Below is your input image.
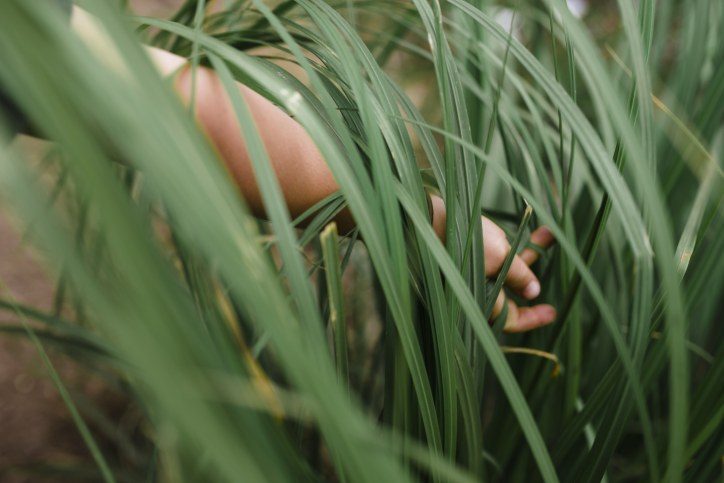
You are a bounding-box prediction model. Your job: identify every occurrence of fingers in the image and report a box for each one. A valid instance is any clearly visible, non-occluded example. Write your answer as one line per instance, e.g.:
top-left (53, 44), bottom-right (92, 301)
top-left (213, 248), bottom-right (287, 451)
top-left (482, 218), bottom-right (512, 277)
top-left (506, 257), bottom-right (541, 300)
top-left (490, 291), bottom-right (557, 333)
top-left (481, 221), bottom-right (557, 332)
top-left (520, 227), bottom-right (555, 265)
top-left (491, 291), bottom-right (506, 319)
top-left (503, 301), bottom-right (557, 333)
top-left (482, 218), bottom-right (546, 300)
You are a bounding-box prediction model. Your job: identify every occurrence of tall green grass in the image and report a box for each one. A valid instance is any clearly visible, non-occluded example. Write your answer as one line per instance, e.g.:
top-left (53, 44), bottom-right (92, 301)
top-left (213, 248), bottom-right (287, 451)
top-left (0, 0), bottom-right (721, 481)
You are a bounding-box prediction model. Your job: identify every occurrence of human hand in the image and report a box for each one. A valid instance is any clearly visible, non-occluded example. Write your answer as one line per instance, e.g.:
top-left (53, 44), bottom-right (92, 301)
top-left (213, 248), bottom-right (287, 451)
top-left (481, 218), bottom-right (556, 333)
top-left (429, 195), bottom-right (556, 333)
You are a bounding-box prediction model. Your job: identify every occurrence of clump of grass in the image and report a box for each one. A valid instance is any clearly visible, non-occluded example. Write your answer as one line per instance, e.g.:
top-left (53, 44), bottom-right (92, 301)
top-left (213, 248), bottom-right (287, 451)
top-left (0, 1), bottom-right (721, 482)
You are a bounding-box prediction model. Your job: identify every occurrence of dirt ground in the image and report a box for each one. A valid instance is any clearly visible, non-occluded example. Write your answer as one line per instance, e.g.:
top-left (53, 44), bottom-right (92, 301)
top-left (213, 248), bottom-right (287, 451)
top-left (0, 209), bottom-right (97, 481)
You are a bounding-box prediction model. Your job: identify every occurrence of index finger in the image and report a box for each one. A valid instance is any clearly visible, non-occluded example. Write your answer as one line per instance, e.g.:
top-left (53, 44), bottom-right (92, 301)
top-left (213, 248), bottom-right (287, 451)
top-left (520, 226), bottom-right (554, 266)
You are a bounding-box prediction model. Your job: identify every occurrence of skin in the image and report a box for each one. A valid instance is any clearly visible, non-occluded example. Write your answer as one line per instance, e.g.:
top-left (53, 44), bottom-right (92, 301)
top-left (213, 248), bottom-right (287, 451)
top-left (72, 8), bottom-right (557, 333)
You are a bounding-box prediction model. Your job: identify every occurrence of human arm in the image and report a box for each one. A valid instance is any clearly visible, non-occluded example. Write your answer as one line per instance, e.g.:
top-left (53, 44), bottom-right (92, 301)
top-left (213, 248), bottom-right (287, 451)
top-left (154, 49), bottom-right (556, 332)
top-left (72, 8), bottom-right (557, 332)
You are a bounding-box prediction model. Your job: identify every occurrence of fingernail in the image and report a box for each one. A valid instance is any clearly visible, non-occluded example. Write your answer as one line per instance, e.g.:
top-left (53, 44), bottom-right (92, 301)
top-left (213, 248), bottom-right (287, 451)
top-left (523, 281), bottom-right (540, 299)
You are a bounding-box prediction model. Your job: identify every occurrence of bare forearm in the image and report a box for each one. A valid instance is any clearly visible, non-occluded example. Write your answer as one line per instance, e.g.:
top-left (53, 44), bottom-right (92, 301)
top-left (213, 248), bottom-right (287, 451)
top-left (172, 63), bottom-right (342, 222)
top-left (144, 45), bottom-right (438, 237)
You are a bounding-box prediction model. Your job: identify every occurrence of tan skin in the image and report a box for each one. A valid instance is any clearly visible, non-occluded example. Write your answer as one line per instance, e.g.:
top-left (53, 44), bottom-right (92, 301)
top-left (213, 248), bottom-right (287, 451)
top-left (73, 9), bottom-right (557, 333)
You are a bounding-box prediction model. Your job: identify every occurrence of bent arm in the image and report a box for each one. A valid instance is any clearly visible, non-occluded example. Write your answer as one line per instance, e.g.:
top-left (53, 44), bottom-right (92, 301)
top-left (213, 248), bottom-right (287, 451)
top-left (147, 51), bottom-right (558, 331)
top-left (70, 8), bottom-right (555, 332)
top-left (148, 48), bottom-right (357, 231)
top-left (70, 5), bottom-right (357, 232)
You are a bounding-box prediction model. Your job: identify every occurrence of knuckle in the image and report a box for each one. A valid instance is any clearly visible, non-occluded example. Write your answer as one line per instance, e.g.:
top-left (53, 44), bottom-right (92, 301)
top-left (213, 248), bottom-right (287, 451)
top-left (491, 236), bottom-right (510, 256)
top-left (492, 225), bottom-right (506, 240)
top-left (514, 258), bottom-right (533, 279)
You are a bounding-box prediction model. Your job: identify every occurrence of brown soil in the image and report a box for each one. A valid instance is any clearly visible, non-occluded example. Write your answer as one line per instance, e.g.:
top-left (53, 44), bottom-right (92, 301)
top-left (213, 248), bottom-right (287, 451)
top-left (0, 209), bottom-right (124, 483)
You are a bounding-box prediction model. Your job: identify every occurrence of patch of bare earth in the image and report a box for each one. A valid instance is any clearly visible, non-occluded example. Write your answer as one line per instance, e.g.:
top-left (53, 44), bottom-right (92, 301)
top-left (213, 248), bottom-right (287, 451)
top-left (0, 209), bottom-right (127, 482)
